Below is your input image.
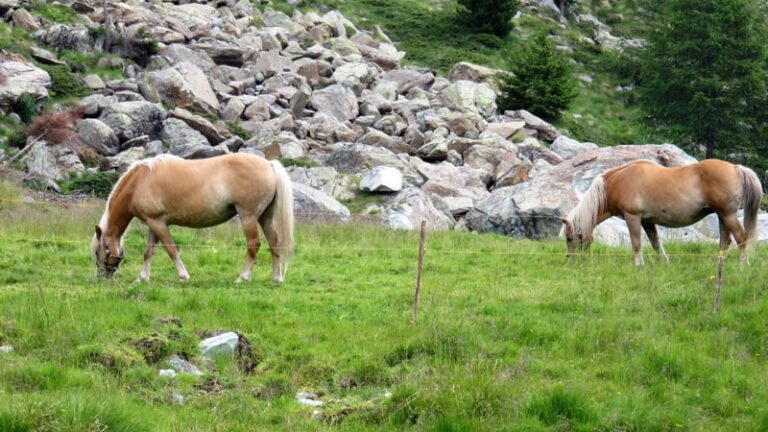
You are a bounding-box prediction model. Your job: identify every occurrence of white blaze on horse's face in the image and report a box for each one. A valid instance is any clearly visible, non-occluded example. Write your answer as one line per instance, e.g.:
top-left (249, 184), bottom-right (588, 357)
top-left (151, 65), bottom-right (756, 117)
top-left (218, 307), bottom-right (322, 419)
top-left (562, 218), bottom-right (590, 262)
top-left (92, 225), bottom-right (123, 278)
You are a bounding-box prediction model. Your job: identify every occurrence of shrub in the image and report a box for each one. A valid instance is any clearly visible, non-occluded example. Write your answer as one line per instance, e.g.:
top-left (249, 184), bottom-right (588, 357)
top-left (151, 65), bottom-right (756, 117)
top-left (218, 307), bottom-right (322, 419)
top-left (37, 64), bottom-right (91, 99)
top-left (12, 93), bottom-right (37, 124)
top-left (28, 107), bottom-right (84, 145)
top-left (457, 0), bottom-right (518, 38)
top-left (226, 121), bottom-right (252, 140)
top-left (58, 171), bottom-right (120, 198)
top-left (497, 32), bottom-right (577, 120)
top-left (29, 3), bottom-right (78, 24)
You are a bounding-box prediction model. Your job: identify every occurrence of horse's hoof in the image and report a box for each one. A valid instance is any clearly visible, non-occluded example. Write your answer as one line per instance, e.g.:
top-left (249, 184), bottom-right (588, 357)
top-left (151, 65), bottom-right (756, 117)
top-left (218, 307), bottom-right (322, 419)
top-left (179, 275), bottom-right (190, 282)
top-left (134, 277), bottom-right (149, 284)
top-left (272, 277), bottom-right (284, 284)
top-left (235, 275), bottom-right (251, 283)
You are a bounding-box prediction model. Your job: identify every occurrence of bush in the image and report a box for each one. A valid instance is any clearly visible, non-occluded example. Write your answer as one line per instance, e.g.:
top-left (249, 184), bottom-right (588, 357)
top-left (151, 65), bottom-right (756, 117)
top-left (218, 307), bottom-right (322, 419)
top-left (28, 107), bottom-right (84, 145)
top-left (37, 64), bottom-right (91, 99)
top-left (457, 0), bottom-right (518, 38)
top-left (12, 93), bottom-right (37, 124)
top-left (497, 33), bottom-right (577, 120)
top-left (58, 171), bottom-right (121, 198)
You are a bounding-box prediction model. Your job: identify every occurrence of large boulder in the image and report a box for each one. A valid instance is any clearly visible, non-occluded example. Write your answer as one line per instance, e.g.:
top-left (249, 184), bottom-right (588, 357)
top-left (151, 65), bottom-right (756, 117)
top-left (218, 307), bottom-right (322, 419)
top-left (412, 159), bottom-right (489, 202)
top-left (359, 165), bottom-right (403, 193)
top-left (101, 146), bottom-right (147, 172)
top-left (439, 80), bottom-right (497, 117)
top-left (465, 144), bottom-right (698, 240)
top-left (145, 62), bottom-right (220, 116)
top-left (382, 68), bottom-right (434, 95)
top-left (160, 118), bottom-right (227, 159)
top-left (327, 143), bottom-right (423, 186)
top-left (288, 166), bottom-right (357, 201)
top-left (169, 108), bottom-right (229, 144)
top-left (0, 59), bottom-right (51, 113)
top-left (549, 135), bottom-right (598, 159)
top-left (76, 119), bottom-right (120, 156)
top-left (447, 62), bottom-right (501, 90)
top-left (23, 142), bottom-right (69, 190)
top-left (33, 24), bottom-right (95, 54)
top-left (292, 182), bottom-right (351, 222)
top-left (506, 110), bottom-right (560, 142)
top-left (310, 84), bottom-right (358, 122)
top-left (99, 101), bottom-right (167, 143)
top-left (381, 187), bottom-right (453, 231)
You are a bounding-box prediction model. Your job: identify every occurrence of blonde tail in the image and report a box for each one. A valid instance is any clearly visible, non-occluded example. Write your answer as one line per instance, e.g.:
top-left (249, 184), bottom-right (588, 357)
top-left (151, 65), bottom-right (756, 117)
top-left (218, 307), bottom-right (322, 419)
top-left (738, 165), bottom-right (762, 247)
top-left (269, 160), bottom-right (295, 277)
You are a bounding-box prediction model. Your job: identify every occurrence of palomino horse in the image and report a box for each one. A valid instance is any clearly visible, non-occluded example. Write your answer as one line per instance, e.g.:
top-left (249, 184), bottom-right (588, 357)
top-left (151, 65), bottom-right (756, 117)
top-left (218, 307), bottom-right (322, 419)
top-left (562, 159), bottom-right (762, 266)
top-left (92, 154), bottom-right (294, 283)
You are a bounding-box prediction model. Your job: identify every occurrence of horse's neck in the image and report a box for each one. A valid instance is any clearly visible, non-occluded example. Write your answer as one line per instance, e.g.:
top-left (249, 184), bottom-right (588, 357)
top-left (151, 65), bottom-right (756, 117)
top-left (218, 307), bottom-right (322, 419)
top-left (103, 176), bottom-right (135, 241)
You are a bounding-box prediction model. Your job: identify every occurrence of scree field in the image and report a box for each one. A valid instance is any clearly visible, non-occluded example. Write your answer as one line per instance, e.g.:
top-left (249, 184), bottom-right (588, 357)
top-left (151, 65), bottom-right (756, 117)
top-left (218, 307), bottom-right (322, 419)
top-left (0, 181), bottom-right (767, 431)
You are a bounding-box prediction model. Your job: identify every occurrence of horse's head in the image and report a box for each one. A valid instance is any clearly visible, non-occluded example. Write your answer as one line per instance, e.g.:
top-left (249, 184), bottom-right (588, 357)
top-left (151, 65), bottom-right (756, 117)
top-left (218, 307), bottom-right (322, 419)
top-left (561, 217), bottom-right (591, 263)
top-left (92, 225), bottom-right (124, 278)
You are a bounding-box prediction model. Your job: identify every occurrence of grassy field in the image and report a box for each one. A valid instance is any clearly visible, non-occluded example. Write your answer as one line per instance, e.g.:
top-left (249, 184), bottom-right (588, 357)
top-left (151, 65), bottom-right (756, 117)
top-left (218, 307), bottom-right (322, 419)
top-left (1, 181), bottom-right (767, 431)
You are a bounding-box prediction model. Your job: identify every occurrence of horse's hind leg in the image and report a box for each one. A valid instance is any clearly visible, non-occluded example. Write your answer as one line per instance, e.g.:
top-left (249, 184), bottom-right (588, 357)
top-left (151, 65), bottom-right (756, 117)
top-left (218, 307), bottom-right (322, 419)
top-left (138, 231), bottom-right (157, 282)
top-left (625, 214), bottom-right (645, 266)
top-left (259, 214), bottom-right (284, 283)
top-left (236, 215), bottom-right (261, 283)
top-left (642, 221), bottom-right (670, 263)
top-left (146, 219), bottom-right (190, 281)
top-left (720, 213), bottom-right (749, 265)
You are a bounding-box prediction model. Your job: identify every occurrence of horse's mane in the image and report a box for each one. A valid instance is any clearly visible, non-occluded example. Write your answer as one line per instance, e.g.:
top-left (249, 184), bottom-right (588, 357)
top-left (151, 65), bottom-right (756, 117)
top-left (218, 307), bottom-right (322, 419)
top-left (98, 154), bottom-right (182, 230)
top-left (566, 175), bottom-right (607, 236)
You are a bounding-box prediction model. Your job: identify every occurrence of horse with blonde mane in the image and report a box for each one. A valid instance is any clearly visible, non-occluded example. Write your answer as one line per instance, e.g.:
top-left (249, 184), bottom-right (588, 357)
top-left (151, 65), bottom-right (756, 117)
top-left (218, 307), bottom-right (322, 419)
top-left (91, 154), bottom-right (294, 283)
top-left (562, 159), bottom-right (762, 266)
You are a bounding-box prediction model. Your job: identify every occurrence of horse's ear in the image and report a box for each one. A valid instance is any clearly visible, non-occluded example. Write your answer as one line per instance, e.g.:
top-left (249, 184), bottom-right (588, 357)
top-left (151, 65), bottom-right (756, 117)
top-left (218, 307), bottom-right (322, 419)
top-left (560, 217), bottom-right (568, 225)
top-left (95, 225), bottom-right (102, 240)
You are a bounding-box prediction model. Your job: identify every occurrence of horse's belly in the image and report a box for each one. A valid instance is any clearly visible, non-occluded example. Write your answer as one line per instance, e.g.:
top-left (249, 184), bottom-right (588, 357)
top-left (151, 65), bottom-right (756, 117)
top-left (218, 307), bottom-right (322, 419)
top-left (644, 208), bottom-right (713, 228)
top-left (168, 207), bottom-right (237, 228)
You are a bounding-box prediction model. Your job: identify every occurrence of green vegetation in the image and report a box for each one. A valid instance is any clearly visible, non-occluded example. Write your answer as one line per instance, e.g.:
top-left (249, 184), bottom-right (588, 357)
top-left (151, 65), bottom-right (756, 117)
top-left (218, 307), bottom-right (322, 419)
top-left (12, 93), bottom-right (38, 124)
top-left (637, 0), bottom-right (768, 160)
top-left (498, 32), bottom-right (577, 120)
top-left (1, 180), bottom-right (767, 430)
top-left (29, 2), bottom-right (79, 24)
top-left (37, 64), bottom-right (91, 100)
top-left (457, 0), bottom-right (519, 37)
top-left (57, 171), bottom-right (121, 198)
top-left (0, 22), bottom-right (32, 57)
top-left (278, 158), bottom-right (319, 168)
top-left (226, 121), bottom-right (253, 140)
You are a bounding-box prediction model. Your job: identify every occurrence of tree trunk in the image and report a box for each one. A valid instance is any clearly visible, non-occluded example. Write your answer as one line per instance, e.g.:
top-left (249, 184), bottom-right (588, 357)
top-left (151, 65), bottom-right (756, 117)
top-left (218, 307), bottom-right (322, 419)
top-left (705, 143), bottom-right (714, 159)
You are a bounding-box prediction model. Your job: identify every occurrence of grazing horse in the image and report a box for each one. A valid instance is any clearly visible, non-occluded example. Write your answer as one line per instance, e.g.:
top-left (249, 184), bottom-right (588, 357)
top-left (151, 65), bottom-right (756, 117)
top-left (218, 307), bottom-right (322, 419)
top-left (91, 154), bottom-right (294, 283)
top-left (562, 159), bottom-right (762, 266)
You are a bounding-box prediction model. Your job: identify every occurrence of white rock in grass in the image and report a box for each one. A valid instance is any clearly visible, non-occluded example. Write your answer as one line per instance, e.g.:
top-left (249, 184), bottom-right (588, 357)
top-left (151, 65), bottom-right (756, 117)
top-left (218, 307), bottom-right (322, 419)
top-left (359, 166), bottom-right (403, 193)
top-left (199, 332), bottom-right (239, 357)
top-left (296, 391), bottom-right (325, 407)
top-left (159, 369), bottom-right (177, 378)
top-left (167, 354), bottom-right (203, 376)
top-left (0, 345), bottom-right (13, 354)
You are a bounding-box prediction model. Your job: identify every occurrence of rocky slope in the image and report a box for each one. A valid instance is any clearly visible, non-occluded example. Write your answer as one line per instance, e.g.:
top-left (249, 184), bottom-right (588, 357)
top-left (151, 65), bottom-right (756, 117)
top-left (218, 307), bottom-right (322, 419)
top-left (0, 0), bottom-right (763, 245)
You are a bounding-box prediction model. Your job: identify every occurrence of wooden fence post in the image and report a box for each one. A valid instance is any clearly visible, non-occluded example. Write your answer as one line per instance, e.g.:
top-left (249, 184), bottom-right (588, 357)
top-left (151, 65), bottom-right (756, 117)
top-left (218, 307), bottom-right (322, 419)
top-left (412, 220), bottom-right (426, 323)
top-left (713, 251), bottom-right (725, 314)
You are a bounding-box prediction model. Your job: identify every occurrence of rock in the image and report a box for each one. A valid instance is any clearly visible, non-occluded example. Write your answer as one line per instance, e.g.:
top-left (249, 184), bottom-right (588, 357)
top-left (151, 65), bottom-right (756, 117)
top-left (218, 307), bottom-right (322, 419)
top-left (222, 98), bottom-right (246, 122)
top-left (189, 42), bottom-right (245, 67)
top-left (29, 46), bottom-right (66, 66)
top-left (161, 119), bottom-right (226, 159)
top-left (463, 144), bottom-right (521, 184)
top-left (413, 159), bottom-right (489, 202)
top-left (465, 144), bottom-right (698, 240)
top-left (100, 147), bottom-right (146, 172)
top-left (485, 121), bottom-right (526, 139)
top-left (11, 9), bottom-right (39, 32)
top-left (169, 108), bottom-right (229, 144)
top-left (328, 143), bottom-right (423, 186)
top-left (332, 62), bottom-right (379, 89)
top-left (310, 84), bottom-right (359, 122)
top-left (76, 119), bottom-right (120, 156)
top-left (160, 44), bottom-right (220, 78)
top-left (33, 24), bottom-right (95, 54)
top-left (296, 392), bottom-right (325, 407)
top-left (99, 101), bottom-right (166, 143)
top-left (357, 130), bottom-right (411, 154)
top-left (382, 68), bottom-right (434, 94)
top-left (23, 142), bottom-right (63, 191)
top-left (293, 182), bottom-right (351, 222)
top-left (79, 94), bottom-right (115, 116)
top-left (359, 166), bottom-right (403, 193)
top-left (159, 369), bottom-right (177, 378)
top-left (442, 196), bottom-right (474, 216)
top-left (373, 114), bottom-right (407, 136)
top-left (264, 134), bottom-right (307, 159)
top-left (550, 135), bottom-right (598, 159)
top-left (447, 62), bottom-right (501, 90)
top-left (506, 110), bottom-right (560, 142)
top-left (199, 332), bottom-right (239, 358)
top-left (416, 137), bottom-right (448, 161)
top-left (381, 187), bottom-right (453, 230)
top-left (290, 89), bottom-right (311, 119)
top-left (0, 60), bottom-right (51, 113)
top-left (439, 80), bottom-right (497, 117)
top-left (252, 50), bottom-right (292, 77)
top-left (166, 354), bottom-right (203, 376)
top-left (243, 98), bottom-right (271, 121)
top-left (83, 74), bottom-right (105, 91)
top-left (288, 166), bottom-right (356, 201)
top-left (0, 345), bottom-right (13, 354)
top-left (145, 62), bottom-right (220, 116)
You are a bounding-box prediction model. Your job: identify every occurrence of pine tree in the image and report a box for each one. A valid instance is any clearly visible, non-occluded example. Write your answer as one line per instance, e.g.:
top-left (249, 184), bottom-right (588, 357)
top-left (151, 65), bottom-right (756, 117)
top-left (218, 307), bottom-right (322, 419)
top-left (638, 0), bottom-right (768, 158)
top-left (497, 33), bottom-right (577, 120)
top-left (457, 0), bottom-right (518, 38)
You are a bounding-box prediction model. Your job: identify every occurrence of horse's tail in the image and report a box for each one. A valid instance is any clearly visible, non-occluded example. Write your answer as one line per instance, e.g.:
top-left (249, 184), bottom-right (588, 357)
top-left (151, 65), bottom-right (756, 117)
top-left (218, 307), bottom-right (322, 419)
top-left (738, 165), bottom-right (762, 247)
top-left (269, 160), bottom-right (295, 277)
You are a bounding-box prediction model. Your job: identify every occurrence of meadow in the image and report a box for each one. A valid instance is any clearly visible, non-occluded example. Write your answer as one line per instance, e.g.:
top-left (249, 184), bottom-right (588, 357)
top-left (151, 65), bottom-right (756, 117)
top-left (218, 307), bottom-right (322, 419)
top-left (0, 179), bottom-right (767, 431)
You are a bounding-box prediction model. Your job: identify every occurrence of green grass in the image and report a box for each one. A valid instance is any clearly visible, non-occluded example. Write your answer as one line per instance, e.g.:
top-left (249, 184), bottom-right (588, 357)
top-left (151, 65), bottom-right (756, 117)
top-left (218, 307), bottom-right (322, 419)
top-left (1, 180), bottom-right (767, 430)
top-left (28, 3), bottom-right (79, 24)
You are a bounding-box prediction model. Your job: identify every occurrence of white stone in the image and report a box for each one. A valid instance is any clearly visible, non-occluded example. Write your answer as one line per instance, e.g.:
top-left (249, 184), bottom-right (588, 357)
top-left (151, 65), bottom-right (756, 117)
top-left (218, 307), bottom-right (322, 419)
top-left (199, 332), bottom-right (239, 357)
top-left (159, 369), bottom-right (177, 378)
top-left (360, 166), bottom-right (403, 193)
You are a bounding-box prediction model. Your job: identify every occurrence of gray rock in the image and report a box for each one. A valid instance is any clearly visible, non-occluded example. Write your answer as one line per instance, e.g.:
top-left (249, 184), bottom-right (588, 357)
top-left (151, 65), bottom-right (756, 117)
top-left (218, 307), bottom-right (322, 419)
top-left (413, 159), bottom-right (489, 202)
top-left (328, 143), bottom-right (423, 186)
top-left (101, 147), bottom-right (146, 172)
top-left (439, 80), bottom-right (497, 117)
top-left (169, 108), bottom-right (229, 144)
top-left (382, 68), bottom-right (434, 94)
top-left (99, 101), bottom-right (166, 142)
top-left (0, 345), bottom-right (13, 354)
top-left (77, 119), bottom-right (120, 156)
top-left (288, 166), bottom-right (357, 201)
top-left (310, 84), bottom-right (358, 122)
top-left (222, 98), bottom-right (246, 122)
top-left (243, 98), bottom-right (271, 121)
top-left (293, 182), bottom-right (351, 222)
top-left (199, 332), bottom-right (239, 358)
top-left (550, 135), bottom-right (598, 159)
top-left (166, 354), bottom-right (203, 376)
top-left (0, 60), bottom-right (51, 113)
top-left (33, 24), bottom-right (95, 54)
top-left (11, 8), bottom-right (39, 32)
top-left (442, 196), bottom-right (474, 216)
top-left (23, 142), bottom-right (64, 191)
top-left (448, 62), bottom-right (501, 89)
top-left (83, 74), bottom-right (106, 90)
top-left (381, 187), bottom-right (453, 230)
top-left (145, 62), bottom-right (220, 116)
top-left (506, 110), bottom-right (560, 142)
top-left (359, 166), bottom-right (403, 193)
top-left (161, 118), bottom-right (226, 159)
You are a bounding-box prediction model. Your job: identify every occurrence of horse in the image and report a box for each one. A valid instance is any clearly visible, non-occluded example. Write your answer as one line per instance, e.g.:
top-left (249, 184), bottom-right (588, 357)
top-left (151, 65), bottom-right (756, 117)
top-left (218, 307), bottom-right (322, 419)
top-left (561, 159), bottom-right (762, 266)
top-left (91, 153), bottom-right (294, 283)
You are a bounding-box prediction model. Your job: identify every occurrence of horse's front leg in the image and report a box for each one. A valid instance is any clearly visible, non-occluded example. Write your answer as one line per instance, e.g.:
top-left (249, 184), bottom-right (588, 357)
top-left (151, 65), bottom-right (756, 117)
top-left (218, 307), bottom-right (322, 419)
top-left (625, 214), bottom-right (644, 266)
top-left (236, 216), bottom-right (261, 283)
top-left (642, 221), bottom-right (670, 264)
top-left (146, 219), bottom-right (190, 281)
top-left (137, 231), bottom-right (157, 282)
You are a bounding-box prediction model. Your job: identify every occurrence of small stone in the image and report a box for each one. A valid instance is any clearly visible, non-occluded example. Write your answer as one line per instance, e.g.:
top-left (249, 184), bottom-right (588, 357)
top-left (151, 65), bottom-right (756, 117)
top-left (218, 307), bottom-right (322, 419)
top-left (0, 345), bottom-right (13, 354)
top-left (199, 332), bottom-right (239, 358)
top-left (359, 166), bottom-right (403, 193)
top-left (159, 369), bottom-right (177, 378)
